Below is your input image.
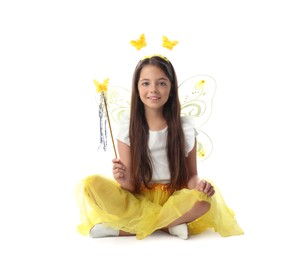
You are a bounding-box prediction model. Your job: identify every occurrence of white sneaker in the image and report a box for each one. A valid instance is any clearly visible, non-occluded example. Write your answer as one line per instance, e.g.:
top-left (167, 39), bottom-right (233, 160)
top-left (89, 223), bottom-right (120, 238)
top-left (168, 223), bottom-right (188, 240)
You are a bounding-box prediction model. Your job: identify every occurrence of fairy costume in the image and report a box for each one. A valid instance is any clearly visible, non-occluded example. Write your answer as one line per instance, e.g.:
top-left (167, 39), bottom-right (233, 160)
top-left (75, 115), bottom-right (244, 239)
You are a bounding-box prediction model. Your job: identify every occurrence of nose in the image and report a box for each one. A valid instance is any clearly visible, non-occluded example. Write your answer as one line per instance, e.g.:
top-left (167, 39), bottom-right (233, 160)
top-left (149, 83), bottom-right (158, 93)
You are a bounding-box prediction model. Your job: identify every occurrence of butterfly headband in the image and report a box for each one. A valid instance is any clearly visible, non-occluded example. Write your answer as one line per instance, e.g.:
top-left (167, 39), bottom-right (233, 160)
top-left (130, 34), bottom-right (178, 61)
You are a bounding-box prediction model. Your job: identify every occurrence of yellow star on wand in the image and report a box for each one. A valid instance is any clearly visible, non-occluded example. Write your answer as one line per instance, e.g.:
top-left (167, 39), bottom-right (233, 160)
top-left (94, 78), bottom-right (109, 93)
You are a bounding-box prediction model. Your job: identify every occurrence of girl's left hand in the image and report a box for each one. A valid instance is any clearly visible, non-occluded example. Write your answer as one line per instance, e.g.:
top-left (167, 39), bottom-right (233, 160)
top-left (196, 180), bottom-right (215, 197)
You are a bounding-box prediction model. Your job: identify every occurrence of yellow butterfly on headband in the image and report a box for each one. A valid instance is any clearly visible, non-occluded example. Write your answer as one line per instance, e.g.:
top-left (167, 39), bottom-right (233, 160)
top-left (162, 35), bottom-right (178, 50)
top-left (130, 34), bottom-right (147, 50)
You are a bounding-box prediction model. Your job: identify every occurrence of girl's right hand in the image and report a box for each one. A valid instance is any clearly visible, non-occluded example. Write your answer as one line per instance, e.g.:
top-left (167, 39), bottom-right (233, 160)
top-left (112, 158), bottom-right (135, 192)
top-left (112, 158), bottom-right (127, 183)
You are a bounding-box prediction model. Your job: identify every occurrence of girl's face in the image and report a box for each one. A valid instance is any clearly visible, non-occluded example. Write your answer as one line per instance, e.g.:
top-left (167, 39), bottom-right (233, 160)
top-left (138, 65), bottom-right (171, 113)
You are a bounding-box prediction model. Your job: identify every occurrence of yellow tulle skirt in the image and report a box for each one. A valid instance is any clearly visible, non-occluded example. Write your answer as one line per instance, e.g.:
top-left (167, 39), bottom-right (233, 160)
top-left (75, 174), bottom-right (244, 240)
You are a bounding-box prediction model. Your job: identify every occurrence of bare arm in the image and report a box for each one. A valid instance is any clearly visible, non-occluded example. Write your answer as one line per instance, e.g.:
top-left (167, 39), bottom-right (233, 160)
top-left (112, 140), bottom-right (135, 192)
top-left (187, 140), bottom-right (215, 197)
top-left (186, 141), bottom-right (199, 189)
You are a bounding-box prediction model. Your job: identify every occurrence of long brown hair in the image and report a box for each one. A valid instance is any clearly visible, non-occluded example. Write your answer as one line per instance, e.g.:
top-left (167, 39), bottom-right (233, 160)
top-left (129, 56), bottom-right (190, 193)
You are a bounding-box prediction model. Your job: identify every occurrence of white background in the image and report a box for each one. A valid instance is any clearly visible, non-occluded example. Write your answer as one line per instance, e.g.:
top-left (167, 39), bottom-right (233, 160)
top-left (1, 0), bottom-right (307, 259)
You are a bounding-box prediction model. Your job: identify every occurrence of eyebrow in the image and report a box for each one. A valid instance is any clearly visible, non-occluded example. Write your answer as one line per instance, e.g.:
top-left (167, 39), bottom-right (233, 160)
top-left (139, 78), bottom-right (169, 81)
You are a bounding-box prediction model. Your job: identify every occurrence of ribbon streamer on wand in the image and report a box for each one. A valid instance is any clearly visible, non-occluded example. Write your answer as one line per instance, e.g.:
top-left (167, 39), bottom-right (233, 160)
top-left (94, 78), bottom-right (118, 159)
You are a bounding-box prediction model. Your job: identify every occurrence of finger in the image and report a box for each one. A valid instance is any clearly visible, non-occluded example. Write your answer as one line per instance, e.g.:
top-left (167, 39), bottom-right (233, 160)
top-left (203, 181), bottom-right (212, 193)
top-left (197, 181), bottom-right (205, 191)
top-left (204, 182), bottom-right (209, 192)
top-left (207, 186), bottom-right (215, 197)
top-left (199, 180), bottom-right (207, 191)
top-left (113, 163), bottom-right (125, 171)
top-left (113, 171), bottom-right (124, 179)
top-left (113, 163), bottom-right (119, 170)
top-left (201, 181), bottom-right (213, 196)
top-left (208, 189), bottom-right (215, 197)
top-left (113, 167), bottom-right (125, 175)
top-left (196, 181), bottom-right (204, 191)
top-left (205, 185), bottom-right (214, 196)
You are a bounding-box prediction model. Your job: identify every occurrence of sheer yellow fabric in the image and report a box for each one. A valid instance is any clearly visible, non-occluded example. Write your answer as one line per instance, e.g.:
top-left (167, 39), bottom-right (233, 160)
top-left (75, 174), bottom-right (244, 240)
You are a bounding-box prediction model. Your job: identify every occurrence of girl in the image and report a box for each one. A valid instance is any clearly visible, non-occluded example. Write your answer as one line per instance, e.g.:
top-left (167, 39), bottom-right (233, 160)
top-left (76, 55), bottom-right (244, 240)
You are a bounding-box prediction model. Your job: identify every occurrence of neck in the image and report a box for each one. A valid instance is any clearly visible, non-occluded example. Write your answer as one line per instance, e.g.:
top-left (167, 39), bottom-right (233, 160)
top-left (145, 109), bottom-right (166, 131)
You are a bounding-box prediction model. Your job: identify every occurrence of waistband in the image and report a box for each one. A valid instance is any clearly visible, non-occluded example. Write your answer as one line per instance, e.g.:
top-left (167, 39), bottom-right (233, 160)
top-left (141, 183), bottom-right (171, 192)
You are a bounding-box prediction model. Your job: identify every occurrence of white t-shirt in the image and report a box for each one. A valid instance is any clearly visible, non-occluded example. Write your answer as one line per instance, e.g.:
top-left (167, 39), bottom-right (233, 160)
top-left (116, 114), bottom-right (197, 183)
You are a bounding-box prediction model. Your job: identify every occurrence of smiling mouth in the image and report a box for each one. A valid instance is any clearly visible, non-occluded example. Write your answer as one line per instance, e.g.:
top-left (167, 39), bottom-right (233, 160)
top-left (148, 96), bottom-right (160, 100)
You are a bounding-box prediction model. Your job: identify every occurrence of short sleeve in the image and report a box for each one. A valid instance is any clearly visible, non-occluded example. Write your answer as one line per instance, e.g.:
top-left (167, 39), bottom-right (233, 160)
top-left (116, 112), bottom-right (130, 146)
top-left (181, 116), bottom-right (198, 156)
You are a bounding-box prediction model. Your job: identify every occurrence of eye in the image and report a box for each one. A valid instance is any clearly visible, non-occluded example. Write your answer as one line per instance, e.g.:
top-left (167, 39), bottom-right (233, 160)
top-left (159, 81), bottom-right (168, 87)
top-left (141, 81), bottom-right (150, 87)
